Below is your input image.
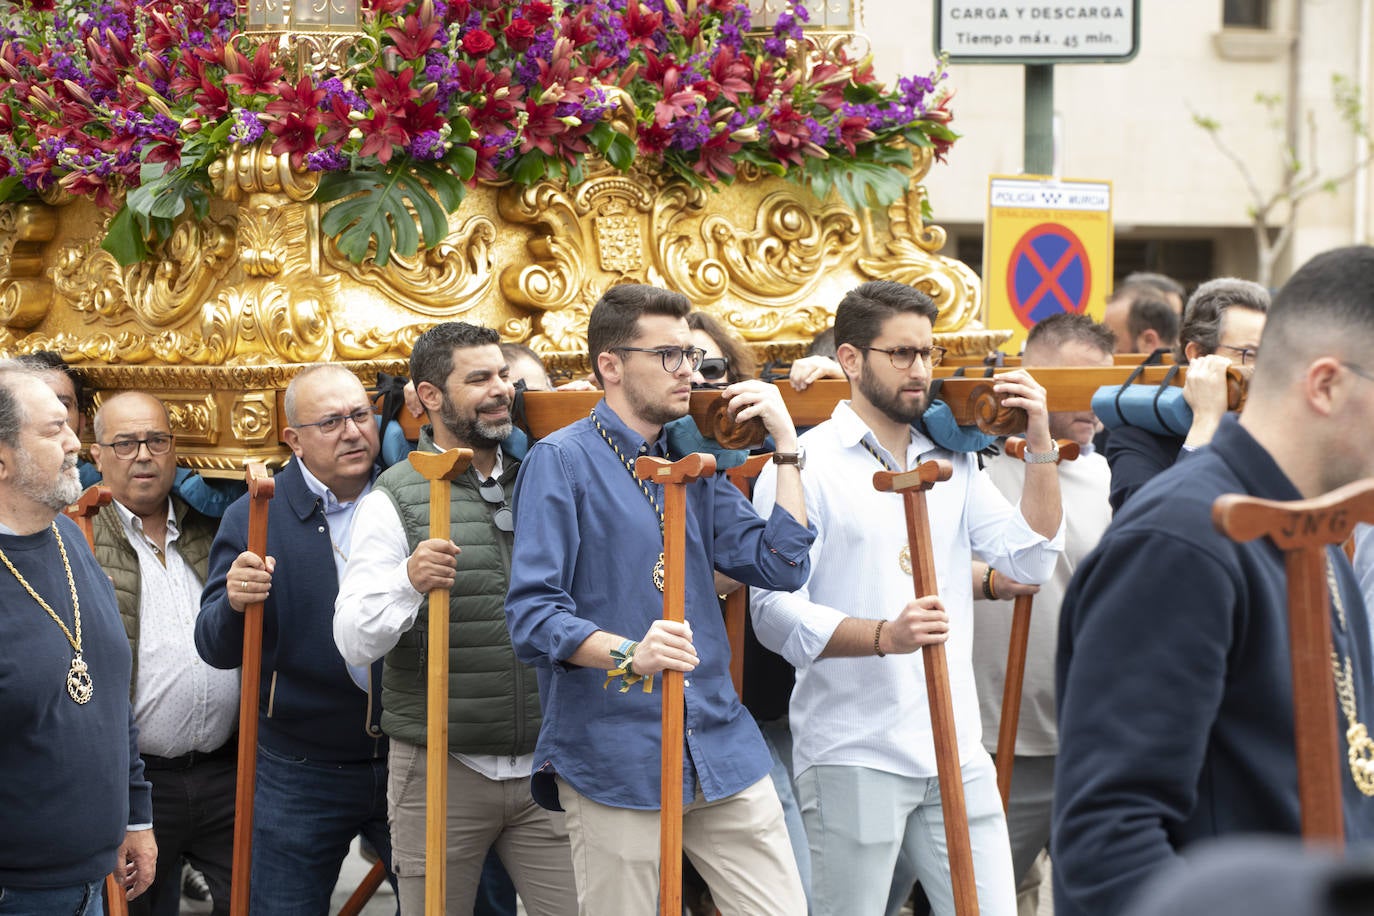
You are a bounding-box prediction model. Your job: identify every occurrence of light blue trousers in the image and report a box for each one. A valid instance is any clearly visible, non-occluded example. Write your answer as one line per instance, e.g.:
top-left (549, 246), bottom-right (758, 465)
top-left (796, 753), bottom-right (1016, 916)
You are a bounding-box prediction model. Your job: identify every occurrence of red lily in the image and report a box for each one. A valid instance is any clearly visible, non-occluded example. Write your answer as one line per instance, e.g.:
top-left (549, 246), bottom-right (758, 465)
top-left (223, 42), bottom-right (285, 96)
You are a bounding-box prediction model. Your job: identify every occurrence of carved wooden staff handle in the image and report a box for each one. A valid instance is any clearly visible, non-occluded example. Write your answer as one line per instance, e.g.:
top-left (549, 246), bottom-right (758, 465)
top-left (634, 452), bottom-right (717, 916)
top-left (873, 459), bottom-right (979, 916)
top-left (408, 447), bottom-right (474, 915)
top-left (230, 462), bottom-right (275, 916)
top-left (990, 438), bottom-right (1078, 810)
top-left (1213, 478), bottom-right (1374, 842)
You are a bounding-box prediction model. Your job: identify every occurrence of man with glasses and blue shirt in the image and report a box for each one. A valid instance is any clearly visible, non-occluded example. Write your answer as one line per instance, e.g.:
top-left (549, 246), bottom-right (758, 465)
top-left (506, 284), bottom-right (814, 913)
top-left (752, 280), bottom-right (1064, 916)
top-left (196, 364), bottom-right (394, 915)
top-left (335, 322), bottom-right (575, 916)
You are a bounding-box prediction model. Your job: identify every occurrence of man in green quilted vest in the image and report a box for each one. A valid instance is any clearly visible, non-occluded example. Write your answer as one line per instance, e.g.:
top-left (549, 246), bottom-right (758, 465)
top-left (335, 322), bottom-right (574, 916)
top-left (89, 391), bottom-right (236, 916)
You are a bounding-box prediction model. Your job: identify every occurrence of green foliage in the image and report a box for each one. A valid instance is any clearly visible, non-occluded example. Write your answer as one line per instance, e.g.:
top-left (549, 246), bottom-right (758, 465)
top-left (803, 142), bottom-right (914, 211)
top-left (317, 154), bottom-right (472, 266)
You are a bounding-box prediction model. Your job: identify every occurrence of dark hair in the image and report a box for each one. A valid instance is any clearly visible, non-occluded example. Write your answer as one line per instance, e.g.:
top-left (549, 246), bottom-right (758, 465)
top-left (1257, 246), bottom-right (1374, 380)
top-left (1127, 297), bottom-right (1180, 350)
top-left (1175, 278), bottom-right (1270, 364)
top-left (410, 321), bottom-right (501, 391)
top-left (499, 341), bottom-right (552, 390)
top-left (833, 281), bottom-right (939, 351)
top-left (687, 311), bottom-right (756, 382)
top-left (586, 284), bottom-right (691, 384)
top-left (1025, 312), bottom-right (1116, 360)
top-left (15, 350), bottom-right (88, 412)
top-left (0, 362), bottom-right (28, 449)
top-left (1115, 271), bottom-right (1186, 306)
top-left (807, 327), bottom-right (836, 358)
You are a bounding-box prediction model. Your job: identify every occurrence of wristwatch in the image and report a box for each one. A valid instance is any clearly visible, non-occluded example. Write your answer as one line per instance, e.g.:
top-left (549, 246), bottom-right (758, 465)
top-left (1022, 440), bottom-right (1060, 465)
top-left (772, 448), bottom-right (806, 470)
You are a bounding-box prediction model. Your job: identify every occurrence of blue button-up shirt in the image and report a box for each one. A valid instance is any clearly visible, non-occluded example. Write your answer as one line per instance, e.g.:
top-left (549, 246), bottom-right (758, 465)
top-left (506, 400), bottom-right (815, 811)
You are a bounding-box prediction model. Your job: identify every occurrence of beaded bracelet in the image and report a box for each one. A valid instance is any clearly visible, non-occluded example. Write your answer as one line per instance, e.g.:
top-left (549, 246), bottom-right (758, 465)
top-left (874, 619), bottom-right (886, 657)
top-left (982, 565), bottom-right (1000, 601)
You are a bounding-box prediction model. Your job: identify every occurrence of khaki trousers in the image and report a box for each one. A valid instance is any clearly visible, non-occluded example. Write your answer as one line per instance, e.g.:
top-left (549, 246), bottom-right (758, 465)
top-left (388, 739), bottom-right (576, 916)
top-left (556, 775), bottom-right (806, 916)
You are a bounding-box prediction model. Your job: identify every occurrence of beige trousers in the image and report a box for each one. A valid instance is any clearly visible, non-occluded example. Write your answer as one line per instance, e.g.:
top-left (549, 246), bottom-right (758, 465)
top-left (556, 775), bottom-right (806, 916)
top-left (388, 739), bottom-right (576, 916)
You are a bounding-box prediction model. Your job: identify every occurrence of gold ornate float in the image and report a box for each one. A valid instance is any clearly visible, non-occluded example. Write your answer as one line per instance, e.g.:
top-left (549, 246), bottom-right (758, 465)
top-left (0, 0), bottom-right (998, 472)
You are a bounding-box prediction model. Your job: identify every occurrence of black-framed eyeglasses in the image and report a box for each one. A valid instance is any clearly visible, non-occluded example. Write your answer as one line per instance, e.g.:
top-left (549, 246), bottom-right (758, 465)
top-left (479, 478), bottom-right (514, 533)
top-left (294, 407), bottom-right (373, 435)
top-left (1217, 344), bottom-right (1258, 366)
top-left (98, 433), bottom-right (174, 460)
top-left (611, 346), bottom-right (707, 373)
top-left (697, 357), bottom-right (730, 382)
top-left (861, 345), bottom-right (947, 370)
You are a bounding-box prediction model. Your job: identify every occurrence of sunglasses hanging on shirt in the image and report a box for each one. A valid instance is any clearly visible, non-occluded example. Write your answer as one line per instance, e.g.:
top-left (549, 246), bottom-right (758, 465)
top-left (479, 478), bottom-right (514, 532)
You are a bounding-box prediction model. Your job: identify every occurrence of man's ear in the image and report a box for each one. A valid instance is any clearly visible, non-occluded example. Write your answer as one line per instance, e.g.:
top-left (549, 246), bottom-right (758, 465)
top-left (281, 426), bottom-right (304, 459)
top-left (835, 342), bottom-right (862, 382)
top-left (415, 380), bottom-right (444, 414)
top-left (1303, 357), bottom-right (1343, 418)
top-left (1137, 329), bottom-right (1162, 353)
top-left (89, 442), bottom-right (104, 474)
top-left (596, 350), bottom-right (622, 387)
top-left (1183, 339), bottom-right (1204, 363)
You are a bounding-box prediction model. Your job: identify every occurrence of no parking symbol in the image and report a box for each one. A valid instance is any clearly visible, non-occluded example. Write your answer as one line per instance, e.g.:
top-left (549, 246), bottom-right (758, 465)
top-left (1007, 223), bottom-right (1091, 325)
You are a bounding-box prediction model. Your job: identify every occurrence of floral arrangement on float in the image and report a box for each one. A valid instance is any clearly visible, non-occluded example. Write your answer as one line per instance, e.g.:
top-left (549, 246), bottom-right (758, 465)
top-left (0, 0), bottom-right (955, 267)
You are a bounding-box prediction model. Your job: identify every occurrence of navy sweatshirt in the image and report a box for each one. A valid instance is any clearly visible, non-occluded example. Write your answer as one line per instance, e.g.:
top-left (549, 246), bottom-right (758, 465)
top-left (0, 514), bottom-right (152, 887)
top-left (1053, 417), bottom-right (1374, 916)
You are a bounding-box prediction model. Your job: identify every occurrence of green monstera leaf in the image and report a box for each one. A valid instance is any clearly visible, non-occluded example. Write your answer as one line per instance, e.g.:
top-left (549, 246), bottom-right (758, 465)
top-left (316, 150), bottom-right (474, 266)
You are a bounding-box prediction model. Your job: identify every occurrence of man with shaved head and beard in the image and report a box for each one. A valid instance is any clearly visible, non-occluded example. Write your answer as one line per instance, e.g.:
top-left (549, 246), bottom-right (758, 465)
top-left (335, 322), bottom-right (576, 916)
top-left (90, 391), bottom-right (236, 916)
top-left (752, 280), bottom-right (1065, 916)
top-left (0, 363), bottom-right (157, 912)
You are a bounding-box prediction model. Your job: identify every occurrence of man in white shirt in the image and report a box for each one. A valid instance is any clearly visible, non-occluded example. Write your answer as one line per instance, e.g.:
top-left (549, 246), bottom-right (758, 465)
top-left (970, 314), bottom-right (1116, 910)
top-left (752, 280), bottom-right (1064, 916)
top-left (90, 392), bottom-right (237, 916)
top-left (334, 322), bottom-right (575, 916)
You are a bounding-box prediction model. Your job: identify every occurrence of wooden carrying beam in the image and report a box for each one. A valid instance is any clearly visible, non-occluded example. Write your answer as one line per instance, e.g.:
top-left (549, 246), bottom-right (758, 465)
top-left (520, 366), bottom-right (1250, 441)
top-left (635, 452), bottom-right (717, 916)
top-left (1213, 478), bottom-right (1374, 842)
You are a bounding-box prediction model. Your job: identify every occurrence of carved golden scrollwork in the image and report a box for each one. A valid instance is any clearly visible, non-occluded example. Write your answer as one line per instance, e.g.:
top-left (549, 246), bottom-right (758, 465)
top-left (231, 394), bottom-right (273, 445)
top-left (202, 278), bottom-right (332, 365)
top-left (323, 213), bottom-right (498, 314)
top-left (210, 143), bottom-right (321, 203)
top-left (333, 323), bottom-right (431, 361)
top-left (857, 153), bottom-right (980, 332)
top-left (126, 217), bottom-right (238, 327)
top-left (0, 202), bottom-right (59, 328)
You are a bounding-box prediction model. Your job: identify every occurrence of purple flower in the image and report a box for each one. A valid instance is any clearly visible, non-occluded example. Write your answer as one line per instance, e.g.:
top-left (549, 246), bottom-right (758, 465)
top-left (305, 147), bottom-right (348, 171)
top-left (407, 130), bottom-right (446, 161)
top-left (228, 110), bottom-right (266, 145)
top-left (763, 36), bottom-right (786, 57)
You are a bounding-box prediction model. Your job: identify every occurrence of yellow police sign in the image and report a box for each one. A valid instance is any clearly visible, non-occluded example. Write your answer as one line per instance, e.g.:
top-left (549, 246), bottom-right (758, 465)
top-left (983, 175), bottom-right (1113, 354)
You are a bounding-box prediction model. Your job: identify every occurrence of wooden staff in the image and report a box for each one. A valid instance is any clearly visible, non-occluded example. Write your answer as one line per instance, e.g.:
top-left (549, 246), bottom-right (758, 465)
top-left (1213, 478), bottom-right (1374, 841)
top-left (408, 447), bottom-right (474, 915)
top-left (723, 453), bottom-right (772, 696)
top-left (336, 860), bottom-right (387, 916)
top-left (991, 438), bottom-right (1080, 809)
top-left (230, 461), bottom-right (275, 916)
top-left (65, 486), bottom-right (129, 916)
top-left (874, 459), bottom-right (978, 916)
top-left (634, 452), bottom-right (718, 916)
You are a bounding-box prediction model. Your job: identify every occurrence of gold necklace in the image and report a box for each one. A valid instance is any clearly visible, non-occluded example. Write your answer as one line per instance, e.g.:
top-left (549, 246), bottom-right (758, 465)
top-left (591, 409), bottom-right (668, 592)
top-left (860, 438), bottom-right (913, 575)
top-left (0, 522), bottom-right (92, 704)
top-left (1325, 558), bottom-right (1374, 796)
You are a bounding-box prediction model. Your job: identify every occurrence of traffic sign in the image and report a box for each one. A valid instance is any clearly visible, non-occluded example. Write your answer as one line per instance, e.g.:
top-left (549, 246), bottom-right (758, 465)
top-left (934, 1), bottom-right (1140, 64)
top-left (984, 175), bottom-right (1113, 354)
